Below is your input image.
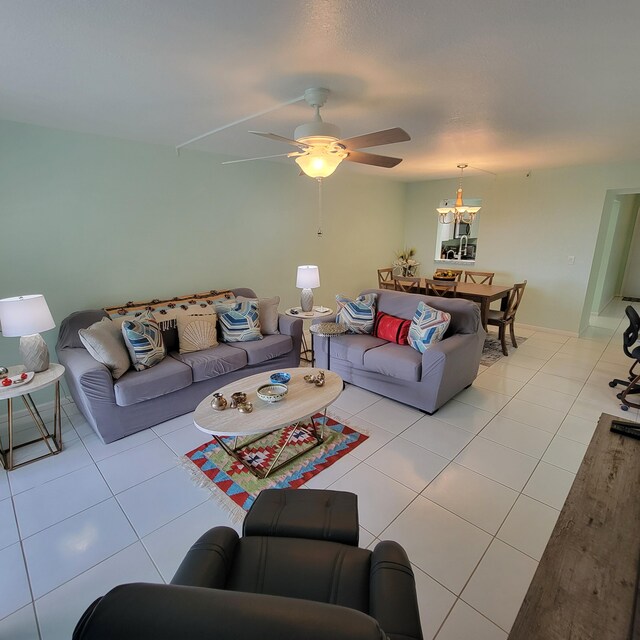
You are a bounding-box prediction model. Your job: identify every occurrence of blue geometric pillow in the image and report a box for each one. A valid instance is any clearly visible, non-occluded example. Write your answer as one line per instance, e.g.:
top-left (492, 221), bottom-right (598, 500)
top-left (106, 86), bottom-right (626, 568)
top-left (335, 293), bottom-right (377, 334)
top-left (121, 310), bottom-right (166, 371)
top-left (218, 301), bottom-right (263, 343)
top-left (408, 301), bottom-right (451, 353)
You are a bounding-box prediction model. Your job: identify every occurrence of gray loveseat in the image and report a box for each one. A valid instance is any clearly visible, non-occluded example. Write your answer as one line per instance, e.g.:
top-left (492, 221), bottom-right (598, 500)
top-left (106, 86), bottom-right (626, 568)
top-left (56, 288), bottom-right (303, 443)
top-left (313, 288), bottom-right (485, 414)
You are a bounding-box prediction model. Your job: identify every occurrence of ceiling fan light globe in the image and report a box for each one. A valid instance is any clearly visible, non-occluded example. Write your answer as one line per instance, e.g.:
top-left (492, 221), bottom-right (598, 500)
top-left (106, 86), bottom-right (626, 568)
top-left (295, 152), bottom-right (343, 178)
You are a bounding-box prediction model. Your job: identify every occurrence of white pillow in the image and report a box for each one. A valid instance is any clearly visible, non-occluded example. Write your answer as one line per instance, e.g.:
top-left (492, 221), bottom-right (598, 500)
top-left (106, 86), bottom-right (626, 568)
top-left (237, 295), bottom-right (280, 335)
top-left (78, 317), bottom-right (131, 379)
top-left (177, 311), bottom-right (218, 354)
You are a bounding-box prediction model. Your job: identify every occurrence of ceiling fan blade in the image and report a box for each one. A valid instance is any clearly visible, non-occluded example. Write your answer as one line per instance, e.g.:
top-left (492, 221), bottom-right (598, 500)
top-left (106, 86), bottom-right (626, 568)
top-left (221, 153), bottom-right (292, 165)
top-left (345, 150), bottom-right (403, 168)
top-left (338, 127), bottom-right (411, 150)
top-left (249, 131), bottom-right (307, 148)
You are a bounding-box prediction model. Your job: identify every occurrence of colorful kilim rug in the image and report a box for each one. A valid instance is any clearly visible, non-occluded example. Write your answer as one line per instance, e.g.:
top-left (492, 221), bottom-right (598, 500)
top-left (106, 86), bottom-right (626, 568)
top-left (182, 414), bottom-right (368, 521)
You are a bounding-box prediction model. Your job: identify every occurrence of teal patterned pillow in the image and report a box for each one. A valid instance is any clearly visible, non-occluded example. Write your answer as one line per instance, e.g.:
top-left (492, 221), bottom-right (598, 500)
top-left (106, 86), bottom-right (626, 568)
top-left (408, 301), bottom-right (451, 353)
top-left (121, 310), bottom-right (166, 371)
top-left (335, 293), bottom-right (377, 334)
top-left (218, 301), bottom-right (263, 343)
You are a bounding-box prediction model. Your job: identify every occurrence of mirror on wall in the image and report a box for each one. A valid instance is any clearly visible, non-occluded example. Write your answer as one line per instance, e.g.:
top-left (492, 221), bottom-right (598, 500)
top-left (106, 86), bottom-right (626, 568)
top-left (434, 198), bottom-right (482, 262)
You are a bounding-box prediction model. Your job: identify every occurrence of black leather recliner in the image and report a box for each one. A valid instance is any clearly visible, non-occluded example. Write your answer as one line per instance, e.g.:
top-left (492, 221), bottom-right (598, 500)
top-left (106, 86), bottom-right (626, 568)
top-left (73, 489), bottom-right (423, 640)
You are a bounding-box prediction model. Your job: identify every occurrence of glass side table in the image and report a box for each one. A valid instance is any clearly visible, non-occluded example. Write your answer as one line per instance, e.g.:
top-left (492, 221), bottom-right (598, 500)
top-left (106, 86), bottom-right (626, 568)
top-left (0, 363), bottom-right (64, 470)
top-left (285, 306), bottom-right (333, 362)
top-left (309, 322), bottom-right (348, 370)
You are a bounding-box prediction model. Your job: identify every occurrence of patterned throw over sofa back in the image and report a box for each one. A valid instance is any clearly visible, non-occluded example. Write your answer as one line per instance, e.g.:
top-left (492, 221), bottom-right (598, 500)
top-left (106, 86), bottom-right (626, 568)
top-left (104, 289), bottom-right (235, 352)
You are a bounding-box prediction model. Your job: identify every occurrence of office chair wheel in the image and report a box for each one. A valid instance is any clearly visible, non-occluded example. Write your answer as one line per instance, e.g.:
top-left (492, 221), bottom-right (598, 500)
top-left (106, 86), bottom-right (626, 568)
top-left (609, 380), bottom-right (617, 388)
top-left (621, 404), bottom-right (629, 411)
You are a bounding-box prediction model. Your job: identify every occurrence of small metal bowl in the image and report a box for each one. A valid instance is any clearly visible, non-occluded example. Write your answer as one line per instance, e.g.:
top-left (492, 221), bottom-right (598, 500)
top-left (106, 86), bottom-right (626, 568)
top-left (256, 383), bottom-right (288, 403)
top-left (270, 372), bottom-right (291, 385)
top-left (237, 401), bottom-right (253, 413)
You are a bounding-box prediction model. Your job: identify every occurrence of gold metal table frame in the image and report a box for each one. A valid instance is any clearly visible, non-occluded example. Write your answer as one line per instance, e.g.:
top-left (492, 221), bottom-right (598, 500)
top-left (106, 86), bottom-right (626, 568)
top-left (212, 409), bottom-right (328, 480)
top-left (0, 364), bottom-right (64, 471)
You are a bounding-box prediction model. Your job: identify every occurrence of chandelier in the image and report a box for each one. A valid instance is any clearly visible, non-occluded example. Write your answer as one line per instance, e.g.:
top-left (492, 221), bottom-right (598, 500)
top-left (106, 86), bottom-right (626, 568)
top-left (436, 164), bottom-right (481, 224)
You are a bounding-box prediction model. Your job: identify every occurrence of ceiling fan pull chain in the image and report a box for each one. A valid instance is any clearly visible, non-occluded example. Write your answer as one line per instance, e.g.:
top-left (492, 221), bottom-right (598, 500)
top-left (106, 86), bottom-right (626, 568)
top-left (317, 177), bottom-right (323, 238)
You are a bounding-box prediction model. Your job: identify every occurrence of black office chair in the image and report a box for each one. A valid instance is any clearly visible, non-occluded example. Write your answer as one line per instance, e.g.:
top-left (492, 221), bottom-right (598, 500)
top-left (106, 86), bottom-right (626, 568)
top-left (609, 305), bottom-right (640, 411)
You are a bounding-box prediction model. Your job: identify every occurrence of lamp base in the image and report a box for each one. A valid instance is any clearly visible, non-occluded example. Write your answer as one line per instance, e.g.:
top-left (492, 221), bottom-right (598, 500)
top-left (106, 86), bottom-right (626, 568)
top-left (20, 333), bottom-right (50, 373)
top-left (300, 288), bottom-right (314, 312)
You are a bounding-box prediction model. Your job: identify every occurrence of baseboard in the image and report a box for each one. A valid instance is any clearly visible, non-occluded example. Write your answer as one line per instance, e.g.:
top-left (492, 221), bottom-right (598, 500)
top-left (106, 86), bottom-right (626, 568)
top-left (516, 323), bottom-right (579, 338)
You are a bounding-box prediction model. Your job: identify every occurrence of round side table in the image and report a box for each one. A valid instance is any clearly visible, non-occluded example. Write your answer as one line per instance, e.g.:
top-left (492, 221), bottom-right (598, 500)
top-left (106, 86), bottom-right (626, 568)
top-left (0, 363), bottom-right (65, 470)
top-left (309, 322), bottom-right (348, 370)
top-left (285, 306), bottom-right (333, 362)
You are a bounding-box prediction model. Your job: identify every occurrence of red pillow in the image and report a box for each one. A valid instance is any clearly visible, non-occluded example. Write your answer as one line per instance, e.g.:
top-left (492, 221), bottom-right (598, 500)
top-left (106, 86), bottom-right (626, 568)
top-left (373, 311), bottom-right (411, 345)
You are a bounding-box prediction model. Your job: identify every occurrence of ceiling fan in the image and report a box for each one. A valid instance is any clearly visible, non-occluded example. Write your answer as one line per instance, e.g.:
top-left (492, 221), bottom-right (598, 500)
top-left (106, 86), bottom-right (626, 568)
top-left (222, 88), bottom-right (411, 179)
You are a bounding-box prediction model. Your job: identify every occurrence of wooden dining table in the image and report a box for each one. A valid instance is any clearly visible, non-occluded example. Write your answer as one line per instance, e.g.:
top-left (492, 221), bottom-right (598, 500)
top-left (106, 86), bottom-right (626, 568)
top-left (417, 280), bottom-right (513, 330)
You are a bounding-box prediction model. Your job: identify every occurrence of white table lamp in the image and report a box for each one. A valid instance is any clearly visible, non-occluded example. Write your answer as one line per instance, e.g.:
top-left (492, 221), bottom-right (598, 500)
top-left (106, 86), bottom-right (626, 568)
top-left (0, 294), bottom-right (55, 372)
top-left (296, 265), bottom-right (320, 312)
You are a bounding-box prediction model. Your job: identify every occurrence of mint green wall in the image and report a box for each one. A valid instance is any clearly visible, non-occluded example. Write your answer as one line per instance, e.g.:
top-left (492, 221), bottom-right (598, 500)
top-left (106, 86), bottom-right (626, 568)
top-left (0, 120), bottom-right (405, 369)
top-left (591, 194), bottom-right (638, 313)
top-left (404, 162), bottom-right (640, 333)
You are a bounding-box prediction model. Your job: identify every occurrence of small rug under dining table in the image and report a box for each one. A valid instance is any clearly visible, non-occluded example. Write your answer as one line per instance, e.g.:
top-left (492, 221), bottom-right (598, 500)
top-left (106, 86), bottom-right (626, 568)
top-left (182, 414), bottom-right (367, 521)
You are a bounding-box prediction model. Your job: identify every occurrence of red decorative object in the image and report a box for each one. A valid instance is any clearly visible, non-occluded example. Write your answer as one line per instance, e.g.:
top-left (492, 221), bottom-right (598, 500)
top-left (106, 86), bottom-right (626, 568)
top-left (1, 378), bottom-right (12, 387)
top-left (374, 311), bottom-right (411, 345)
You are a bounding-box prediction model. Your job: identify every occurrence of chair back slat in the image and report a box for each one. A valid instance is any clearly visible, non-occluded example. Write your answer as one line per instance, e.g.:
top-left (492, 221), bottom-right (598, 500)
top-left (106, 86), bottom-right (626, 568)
top-left (394, 276), bottom-right (422, 294)
top-left (464, 270), bottom-right (495, 284)
top-left (424, 278), bottom-right (458, 297)
top-left (377, 268), bottom-right (395, 290)
top-left (503, 281), bottom-right (527, 320)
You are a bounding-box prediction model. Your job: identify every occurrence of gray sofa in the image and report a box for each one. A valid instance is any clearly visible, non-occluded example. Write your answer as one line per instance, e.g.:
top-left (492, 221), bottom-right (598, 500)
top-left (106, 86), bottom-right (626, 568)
top-left (56, 288), bottom-right (303, 443)
top-left (313, 288), bottom-right (485, 414)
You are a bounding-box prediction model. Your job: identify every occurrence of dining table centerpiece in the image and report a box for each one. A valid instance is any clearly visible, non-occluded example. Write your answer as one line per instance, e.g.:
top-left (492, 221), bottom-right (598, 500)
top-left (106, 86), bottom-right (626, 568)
top-left (393, 248), bottom-right (420, 277)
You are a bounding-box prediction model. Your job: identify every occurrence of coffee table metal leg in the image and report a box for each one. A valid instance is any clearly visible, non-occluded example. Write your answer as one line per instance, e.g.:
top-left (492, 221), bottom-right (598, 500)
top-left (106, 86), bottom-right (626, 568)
top-left (212, 413), bottom-right (329, 480)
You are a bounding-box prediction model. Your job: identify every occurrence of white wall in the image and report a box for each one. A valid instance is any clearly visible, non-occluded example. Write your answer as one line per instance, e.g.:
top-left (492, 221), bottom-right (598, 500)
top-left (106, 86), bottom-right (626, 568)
top-left (0, 119), bottom-right (405, 369)
top-left (622, 197), bottom-right (640, 298)
top-left (404, 162), bottom-right (640, 333)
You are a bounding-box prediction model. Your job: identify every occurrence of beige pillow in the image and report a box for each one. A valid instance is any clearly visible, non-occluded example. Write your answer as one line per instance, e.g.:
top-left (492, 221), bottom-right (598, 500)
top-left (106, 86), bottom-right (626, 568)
top-left (78, 317), bottom-right (131, 379)
top-left (237, 295), bottom-right (280, 335)
top-left (177, 312), bottom-right (218, 353)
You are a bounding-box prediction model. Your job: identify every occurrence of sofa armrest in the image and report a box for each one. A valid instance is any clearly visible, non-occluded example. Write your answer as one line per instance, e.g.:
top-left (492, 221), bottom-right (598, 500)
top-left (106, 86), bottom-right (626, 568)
top-left (171, 526), bottom-right (239, 588)
top-left (278, 313), bottom-right (303, 337)
top-left (73, 583), bottom-right (388, 640)
top-left (369, 541), bottom-right (423, 640)
top-left (57, 348), bottom-right (116, 403)
top-left (312, 314), bottom-right (338, 325)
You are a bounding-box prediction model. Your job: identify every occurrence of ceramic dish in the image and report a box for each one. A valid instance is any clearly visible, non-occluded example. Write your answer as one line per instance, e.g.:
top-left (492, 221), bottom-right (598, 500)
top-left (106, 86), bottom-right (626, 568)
top-left (269, 372), bottom-right (291, 385)
top-left (1, 371), bottom-right (35, 388)
top-left (256, 383), bottom-right (288, 403)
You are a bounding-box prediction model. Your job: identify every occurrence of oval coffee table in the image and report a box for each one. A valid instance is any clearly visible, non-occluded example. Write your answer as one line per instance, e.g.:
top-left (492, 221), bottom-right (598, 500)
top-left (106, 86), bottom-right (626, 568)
top-left (194, 367), bottom-right (343, 479)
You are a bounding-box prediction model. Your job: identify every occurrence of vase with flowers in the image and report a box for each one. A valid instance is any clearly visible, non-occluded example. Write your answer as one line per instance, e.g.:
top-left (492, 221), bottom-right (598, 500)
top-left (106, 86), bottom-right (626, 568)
top-left (393, 248), bottom-right (420, 277)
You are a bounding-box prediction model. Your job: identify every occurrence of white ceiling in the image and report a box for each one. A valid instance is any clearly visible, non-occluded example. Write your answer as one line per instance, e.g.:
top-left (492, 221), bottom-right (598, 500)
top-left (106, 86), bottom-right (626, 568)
top-left (2, 0), bottom-right (639, 180)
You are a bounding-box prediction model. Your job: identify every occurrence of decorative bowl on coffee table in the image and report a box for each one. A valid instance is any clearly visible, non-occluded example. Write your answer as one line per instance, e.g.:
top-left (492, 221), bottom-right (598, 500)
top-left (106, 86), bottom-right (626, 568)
top-left (257, 383), bottom-right (288, 403)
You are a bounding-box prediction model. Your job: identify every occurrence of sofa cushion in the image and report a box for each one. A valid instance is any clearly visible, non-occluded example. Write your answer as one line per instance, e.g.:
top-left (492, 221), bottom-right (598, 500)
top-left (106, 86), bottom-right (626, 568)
top-left (373, 311), bottom-right (410, 345)
top-left (330, 334), bottom-right (387, 366)
top-left (171, 344), bottom-right (248, 382)
top-left (335, 293), bottom-right (377, 334)
top-left (218, 301), bottom-right (263, 343)
top-left (177, 311), bottom-right (218, 354)
top-left (228, 334), bottom-right (293, 365)
top-left (363, 343), bottom-right (422, 382)
top-left (237, 295), bottom-right (280, 335)
top-left (114, 356), bottom-right (192, 407)
top-left (408, 301), bottom-right (451, 354)
top-left (78, 317), bottom-right (131, 379)
top-left (121, 310), bottom-right (167, 371)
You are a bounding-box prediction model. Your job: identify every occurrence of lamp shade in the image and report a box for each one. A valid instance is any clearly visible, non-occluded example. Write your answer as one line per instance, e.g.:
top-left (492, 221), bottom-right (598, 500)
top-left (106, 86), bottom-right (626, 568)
top-left (296, 265), bottom-right (320, 289)
top-left (0, 295), bottom-right (55, 337)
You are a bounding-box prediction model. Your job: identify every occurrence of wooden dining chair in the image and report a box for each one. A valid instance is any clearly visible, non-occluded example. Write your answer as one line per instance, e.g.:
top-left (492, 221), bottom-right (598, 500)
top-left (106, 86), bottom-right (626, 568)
top-left (487, 281), bottom-right (527, 355)
top-left (464, 270), bottom-right (495, 285)
top-left (424, 278), bottom-right (457, 297)
top-left (448, 269), bottom-right (463, 282)
top-left (394, 276), bottom-right (422, 294)
top-left (377, 268), bottom-right (395, 290)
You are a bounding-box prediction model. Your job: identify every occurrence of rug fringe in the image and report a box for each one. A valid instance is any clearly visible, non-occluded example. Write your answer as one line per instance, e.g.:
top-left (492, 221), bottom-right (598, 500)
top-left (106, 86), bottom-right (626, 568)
top-left (178, 457), bottom-right (246, 524)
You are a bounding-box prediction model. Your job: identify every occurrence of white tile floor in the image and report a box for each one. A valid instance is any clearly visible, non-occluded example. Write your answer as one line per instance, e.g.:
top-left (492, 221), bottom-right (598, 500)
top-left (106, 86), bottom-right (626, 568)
top-left (0, 298), bottom-right (638, 639)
